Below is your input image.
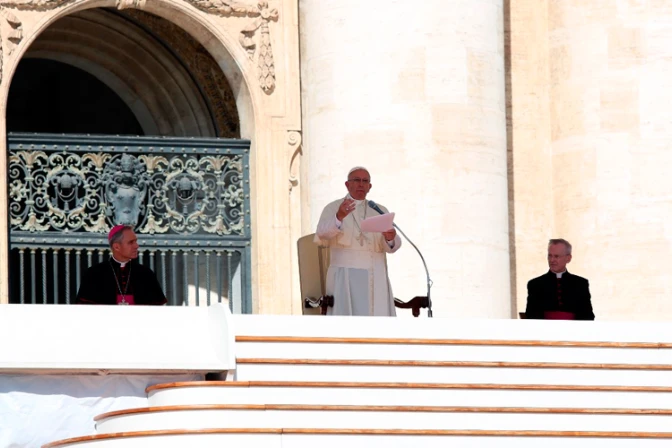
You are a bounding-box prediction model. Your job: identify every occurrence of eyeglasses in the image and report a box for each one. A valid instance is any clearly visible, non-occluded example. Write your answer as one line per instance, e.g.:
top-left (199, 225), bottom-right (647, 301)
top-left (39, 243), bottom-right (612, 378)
top-left (348, 178), bottom-right (370, 184)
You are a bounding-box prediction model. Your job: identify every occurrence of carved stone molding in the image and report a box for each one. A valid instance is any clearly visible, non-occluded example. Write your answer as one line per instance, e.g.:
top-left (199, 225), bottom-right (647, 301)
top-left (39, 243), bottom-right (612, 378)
top-left (121, 9), bottom-right (240, 137)
top-left (0, 0), bottom-right (75, 11)
top-left (184, 0), bottom-right (279, 94)
top-left (0, 0), bottom-right (279, 93)
top-left (287, 130), bottom-right (301, 191)
top-left (1, 10), bottom-right (22, 54)
top-left (116, 0), bottom-right (146, 10)
top-left (287, 129), bottom-right (301, 147)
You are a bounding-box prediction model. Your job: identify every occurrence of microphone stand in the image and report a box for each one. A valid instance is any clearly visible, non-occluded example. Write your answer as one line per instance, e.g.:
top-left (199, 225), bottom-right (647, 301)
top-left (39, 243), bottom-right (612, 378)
top-left (369, 202), bottom-right (433, 318)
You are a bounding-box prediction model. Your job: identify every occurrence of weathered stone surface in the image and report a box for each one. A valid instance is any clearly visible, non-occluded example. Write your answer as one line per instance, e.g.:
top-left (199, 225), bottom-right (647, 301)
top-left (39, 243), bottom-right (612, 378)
top-left (300, 0), bottom-right (511, 319)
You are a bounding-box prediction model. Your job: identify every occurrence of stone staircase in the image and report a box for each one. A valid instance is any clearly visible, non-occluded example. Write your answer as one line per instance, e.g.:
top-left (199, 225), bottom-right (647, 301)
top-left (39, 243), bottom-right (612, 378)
top-left (44, 315), bottom-right (672, 447)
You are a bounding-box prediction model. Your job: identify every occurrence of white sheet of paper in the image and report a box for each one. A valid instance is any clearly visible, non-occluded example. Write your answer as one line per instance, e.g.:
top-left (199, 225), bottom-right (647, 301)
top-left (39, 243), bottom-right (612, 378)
top-left (360, 212), bottom-right (395, 232)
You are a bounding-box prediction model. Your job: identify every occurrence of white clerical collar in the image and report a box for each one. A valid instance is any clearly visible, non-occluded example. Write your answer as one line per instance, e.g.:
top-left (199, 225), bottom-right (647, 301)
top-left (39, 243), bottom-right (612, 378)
top-left (112, 256), bottom-right (129, 268)
top-left (346, 194), bottom-right (365, 206)
top-left (552, 270), bottom-right (567, 278)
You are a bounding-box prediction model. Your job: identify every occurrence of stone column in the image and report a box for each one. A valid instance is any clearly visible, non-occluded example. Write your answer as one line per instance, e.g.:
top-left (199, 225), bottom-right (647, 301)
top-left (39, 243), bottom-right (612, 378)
top-left (548, 1), bottom-right (672, 320)
top-left (300, 0), bottom-right (510, 317)
top-left (506, 0), bottom-right (554, 315)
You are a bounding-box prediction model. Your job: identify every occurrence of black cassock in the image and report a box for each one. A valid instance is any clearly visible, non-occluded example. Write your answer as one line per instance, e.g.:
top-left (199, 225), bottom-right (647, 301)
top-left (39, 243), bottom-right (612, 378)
top-left (76, 258), bottom-right (167, 305)
top-left (525, 271), bottom-right (595, 320)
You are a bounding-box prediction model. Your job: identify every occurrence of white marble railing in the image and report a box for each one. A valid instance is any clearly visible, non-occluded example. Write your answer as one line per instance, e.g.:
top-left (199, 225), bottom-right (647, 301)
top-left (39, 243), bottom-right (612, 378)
top-left (0, 303), bottom-right (235, 447)
top-left (0, 303), bottom-right (235, 372)
top-left (6, 311), bottom-right (672, 447)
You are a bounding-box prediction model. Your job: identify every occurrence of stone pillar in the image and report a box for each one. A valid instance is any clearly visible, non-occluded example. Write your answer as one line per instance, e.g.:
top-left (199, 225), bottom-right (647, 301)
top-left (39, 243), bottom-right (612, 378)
top-left (300, 0), bottom-right (510, 317)
top-left (506, 0), bottom-right (554, 315)
top-left (548, 1), bottom-right (672, 320)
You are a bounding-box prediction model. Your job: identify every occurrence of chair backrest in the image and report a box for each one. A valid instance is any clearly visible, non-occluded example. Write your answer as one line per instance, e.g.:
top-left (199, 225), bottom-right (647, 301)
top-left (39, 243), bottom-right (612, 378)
top-left (297, 234), bottom-right (331, 315)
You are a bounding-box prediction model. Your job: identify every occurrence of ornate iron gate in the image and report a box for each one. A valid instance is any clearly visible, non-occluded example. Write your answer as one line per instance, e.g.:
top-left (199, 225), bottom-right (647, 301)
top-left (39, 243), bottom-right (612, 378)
top-left (7, 133), bottom-right (252, 312)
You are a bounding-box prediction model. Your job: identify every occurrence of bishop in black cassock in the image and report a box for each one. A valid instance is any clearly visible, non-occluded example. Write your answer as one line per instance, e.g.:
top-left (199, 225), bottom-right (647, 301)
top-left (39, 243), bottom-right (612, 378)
top-left (524, 239), bottom-right (595, 320)
top-left (76, 225), bottom-right (167, 306)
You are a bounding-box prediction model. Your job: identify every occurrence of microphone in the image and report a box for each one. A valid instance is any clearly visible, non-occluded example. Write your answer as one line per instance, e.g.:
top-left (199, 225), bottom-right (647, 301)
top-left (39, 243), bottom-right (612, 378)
top-left (368, 200), bottom-right (385, 215)
top-left (368, 200), bottom-right (433, 318)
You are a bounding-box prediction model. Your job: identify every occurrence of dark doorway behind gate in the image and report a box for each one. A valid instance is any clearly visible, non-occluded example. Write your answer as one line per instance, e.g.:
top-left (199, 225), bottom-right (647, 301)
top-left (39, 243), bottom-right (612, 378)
top-left (8, 59), bottom-right (144, 135)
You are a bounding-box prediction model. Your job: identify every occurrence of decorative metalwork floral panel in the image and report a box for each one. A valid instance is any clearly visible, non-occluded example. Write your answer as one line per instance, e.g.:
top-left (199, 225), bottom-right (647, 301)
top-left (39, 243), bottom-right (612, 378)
top-left (8, 134), bottom-right (251, 238)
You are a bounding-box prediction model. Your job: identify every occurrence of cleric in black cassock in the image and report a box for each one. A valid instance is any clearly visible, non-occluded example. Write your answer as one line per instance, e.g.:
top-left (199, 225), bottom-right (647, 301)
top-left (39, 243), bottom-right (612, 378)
top-left (76, 225), bottom-right (167, 306)
top-left (525, 238), bottom-right (594, 320)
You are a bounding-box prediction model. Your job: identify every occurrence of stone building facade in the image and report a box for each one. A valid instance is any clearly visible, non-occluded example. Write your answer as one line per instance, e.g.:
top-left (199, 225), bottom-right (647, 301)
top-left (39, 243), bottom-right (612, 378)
top-left (0, 0), bottom-right (668, 320)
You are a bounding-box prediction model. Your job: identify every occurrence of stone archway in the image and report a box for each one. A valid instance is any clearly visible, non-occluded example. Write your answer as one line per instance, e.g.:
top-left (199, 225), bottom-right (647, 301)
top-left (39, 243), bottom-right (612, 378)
top-left (0, 0), bottom-right (302, 314)
top-left (8, 7), bottom-right (241, 137)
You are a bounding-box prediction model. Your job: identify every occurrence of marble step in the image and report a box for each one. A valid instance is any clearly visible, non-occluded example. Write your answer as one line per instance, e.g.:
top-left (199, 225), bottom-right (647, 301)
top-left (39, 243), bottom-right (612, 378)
top-left (234, 336), bottom-right (672, 365)
top-left (44, 428), bottom-right (672, 448)
top-left (146, 380), bottom-right (672, 409)
top-left (94, 404), bottom-right (672, 434)
top-left (233, 358), bottom-right (672, 386)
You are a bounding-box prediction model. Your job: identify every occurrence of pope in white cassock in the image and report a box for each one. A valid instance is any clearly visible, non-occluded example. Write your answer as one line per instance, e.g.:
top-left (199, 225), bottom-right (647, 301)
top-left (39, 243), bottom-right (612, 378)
top-left (314, 167), bottom-right (402, 316)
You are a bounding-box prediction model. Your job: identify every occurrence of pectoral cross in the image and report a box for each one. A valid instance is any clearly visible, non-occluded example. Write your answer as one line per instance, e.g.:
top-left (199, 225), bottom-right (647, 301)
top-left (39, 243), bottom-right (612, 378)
top-left (351, 204), bottom-right (367, 247)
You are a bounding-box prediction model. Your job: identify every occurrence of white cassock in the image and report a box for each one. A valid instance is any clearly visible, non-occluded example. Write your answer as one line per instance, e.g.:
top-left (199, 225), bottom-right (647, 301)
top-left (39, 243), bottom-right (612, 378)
top-left (314, 196), bottom-right (402, 316)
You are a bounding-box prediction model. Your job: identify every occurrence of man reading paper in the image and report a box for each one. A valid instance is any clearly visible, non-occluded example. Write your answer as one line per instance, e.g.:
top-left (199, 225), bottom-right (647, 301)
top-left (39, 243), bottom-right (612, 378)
top-left (314, 167), bottom-right (401, 316)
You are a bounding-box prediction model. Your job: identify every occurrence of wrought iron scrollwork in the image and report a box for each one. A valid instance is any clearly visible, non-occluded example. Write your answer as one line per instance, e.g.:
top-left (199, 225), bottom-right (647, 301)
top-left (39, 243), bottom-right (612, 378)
top-left (9, 146), bottom-right (247, 236)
